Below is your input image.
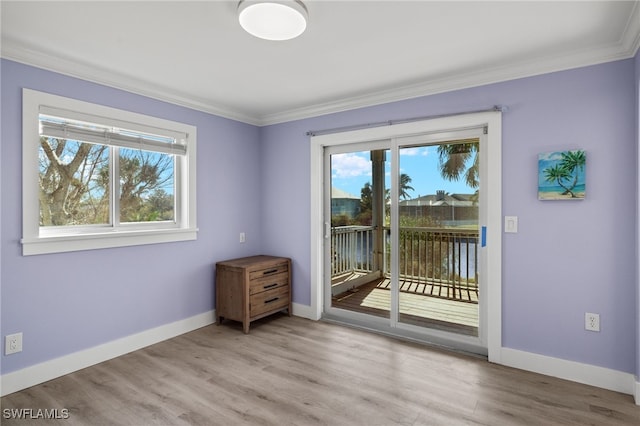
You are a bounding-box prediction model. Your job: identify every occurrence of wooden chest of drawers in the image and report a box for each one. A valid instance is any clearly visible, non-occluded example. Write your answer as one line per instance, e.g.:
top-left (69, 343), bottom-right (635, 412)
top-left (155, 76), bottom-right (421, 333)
top-left (215, 255), bottom-right (291, 334)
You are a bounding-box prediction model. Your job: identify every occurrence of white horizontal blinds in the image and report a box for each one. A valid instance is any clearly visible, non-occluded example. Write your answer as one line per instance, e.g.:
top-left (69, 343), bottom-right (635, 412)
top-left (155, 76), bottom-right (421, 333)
top-left (38, 107), bottom-right (187, 156)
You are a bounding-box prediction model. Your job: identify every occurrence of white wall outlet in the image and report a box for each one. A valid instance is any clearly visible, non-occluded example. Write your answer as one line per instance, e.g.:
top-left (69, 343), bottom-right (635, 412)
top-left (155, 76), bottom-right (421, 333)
top-left (239, 232), bottom-right (246, 243)
top-left (5, 332), bottom-right (23, 355)
top-left (585, 312), bottom-right (600, 332)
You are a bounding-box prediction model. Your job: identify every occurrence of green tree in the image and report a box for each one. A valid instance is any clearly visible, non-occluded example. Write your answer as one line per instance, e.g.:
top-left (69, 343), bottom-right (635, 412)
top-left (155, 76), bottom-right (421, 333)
top-left (39, 137), bottom-right (109, 226)
top-left (119, 150), bottom-right (174, 222)
top-left (437, 141), bottom-right (479, 189)
top-left (147, 189), bottom-right (174, 220)
top-left (354, 182), bottom-right (373, 225)
top-left (399, 173), bottom-right (414, 200)
top-left (331, 214), bottom-right (351, 227)
top-left (359, 182), bottom-right (373, 212)
top-left (39, 138), bottom-right (175, 226)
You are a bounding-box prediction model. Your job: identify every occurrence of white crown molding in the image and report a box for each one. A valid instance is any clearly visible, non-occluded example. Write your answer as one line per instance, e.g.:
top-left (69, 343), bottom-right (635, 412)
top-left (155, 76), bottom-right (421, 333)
top-left (261, 36), bottom-right (640, 126)
top-left (256, 1), bottom-right (640, 126)
top-left (621, 0), bottom-right (640, 57)
top-left (0, 36), bottom-right (262, 126)
top-left (2, 8), bottom-right (639, 128)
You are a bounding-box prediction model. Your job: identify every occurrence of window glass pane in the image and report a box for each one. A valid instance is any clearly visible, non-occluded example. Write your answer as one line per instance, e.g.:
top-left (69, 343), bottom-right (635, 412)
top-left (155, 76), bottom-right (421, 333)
top-left (398, 140), bottom-right (479, 336)
top-left (119, 148), bottom-right (175, 223)
top-left (329, 149), bottom-right (391, 318)
top-left (39, 137), bottom-right (110, 226)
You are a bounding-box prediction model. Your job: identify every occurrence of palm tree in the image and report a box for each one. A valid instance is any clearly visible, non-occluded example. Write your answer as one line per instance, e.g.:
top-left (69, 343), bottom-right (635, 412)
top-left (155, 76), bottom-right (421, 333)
top-left (437, 141), bottom-right (479, 188)
top-left (399, 173), bottom-right (414, 200)
top-left (559, 150), bottom-right (586, 194)
top-left (361, 173), bottom-right (413, 210)
top-left (543, 164), bottom-right (574, 197)
top-left (359, 182), bottom-right (373, 212)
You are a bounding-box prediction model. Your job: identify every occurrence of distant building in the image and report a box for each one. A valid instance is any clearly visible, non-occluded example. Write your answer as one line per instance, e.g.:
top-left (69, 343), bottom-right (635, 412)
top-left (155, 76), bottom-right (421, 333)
top-left (331, 187), bottom-right (360, 218)
top-left (399, 190), bottom-right (478, 226)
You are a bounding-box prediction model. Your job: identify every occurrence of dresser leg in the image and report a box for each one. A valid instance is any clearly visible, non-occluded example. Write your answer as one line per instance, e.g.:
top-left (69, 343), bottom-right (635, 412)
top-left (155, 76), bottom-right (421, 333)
top-left (243, 322), bottom-right (250, 334)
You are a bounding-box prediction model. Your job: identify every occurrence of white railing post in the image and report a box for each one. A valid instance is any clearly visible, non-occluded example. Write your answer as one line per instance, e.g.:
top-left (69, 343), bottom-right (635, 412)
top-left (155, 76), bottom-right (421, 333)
top-left (331, 225), bottom-right (479, 303)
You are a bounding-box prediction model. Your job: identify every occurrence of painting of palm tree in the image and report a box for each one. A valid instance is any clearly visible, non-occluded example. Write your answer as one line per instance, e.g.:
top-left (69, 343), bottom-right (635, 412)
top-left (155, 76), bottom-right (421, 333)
top-left (538, 149), bottom-right (586, 200)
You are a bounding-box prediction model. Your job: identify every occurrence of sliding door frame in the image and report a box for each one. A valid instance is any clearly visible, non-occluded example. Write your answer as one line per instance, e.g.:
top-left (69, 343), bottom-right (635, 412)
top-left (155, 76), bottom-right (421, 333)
top-left (310, 111), bottom-right (502, 362)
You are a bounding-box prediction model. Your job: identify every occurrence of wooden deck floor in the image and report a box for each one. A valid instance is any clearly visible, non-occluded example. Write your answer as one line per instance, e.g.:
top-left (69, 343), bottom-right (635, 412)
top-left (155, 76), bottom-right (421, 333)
top-left (332, 276), bottom-right (479, 336)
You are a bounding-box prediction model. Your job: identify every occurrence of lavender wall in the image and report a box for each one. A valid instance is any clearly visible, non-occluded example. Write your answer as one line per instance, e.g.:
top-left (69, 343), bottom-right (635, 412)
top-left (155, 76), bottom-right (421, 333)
top-left (260, 59), bottom-right (637, 374)
top-left (635, 48), bottom-right (640, 380)
top-left (2, 56), bottom-right (638, 379)
top-left (0, 59), bottom-right (262, 374)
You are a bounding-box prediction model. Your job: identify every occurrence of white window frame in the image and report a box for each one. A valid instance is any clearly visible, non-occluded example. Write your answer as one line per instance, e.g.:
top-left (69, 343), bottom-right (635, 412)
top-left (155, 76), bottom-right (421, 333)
top-left (22, 88), bottom-right (198, 255)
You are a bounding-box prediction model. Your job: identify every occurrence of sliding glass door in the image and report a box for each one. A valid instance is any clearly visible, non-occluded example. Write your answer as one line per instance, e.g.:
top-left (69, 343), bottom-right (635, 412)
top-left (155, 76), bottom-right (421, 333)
top-left (323, 127), bottom-right (485, 349)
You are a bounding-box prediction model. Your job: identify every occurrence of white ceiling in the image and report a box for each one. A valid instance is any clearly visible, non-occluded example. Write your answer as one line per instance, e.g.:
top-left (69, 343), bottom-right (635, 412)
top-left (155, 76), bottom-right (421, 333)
top-left (2, 1), bottom-right (639, 125)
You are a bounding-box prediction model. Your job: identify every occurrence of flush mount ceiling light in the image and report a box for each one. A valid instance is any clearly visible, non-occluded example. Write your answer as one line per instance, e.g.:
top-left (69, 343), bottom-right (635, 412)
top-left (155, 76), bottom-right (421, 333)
top-left (238, 0), bottom-right (308, 41)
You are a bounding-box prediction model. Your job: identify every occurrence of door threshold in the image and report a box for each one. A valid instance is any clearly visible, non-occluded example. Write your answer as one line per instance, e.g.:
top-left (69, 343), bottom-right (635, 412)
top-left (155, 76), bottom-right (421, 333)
top-left (321, 312), bottom-right (487, 358)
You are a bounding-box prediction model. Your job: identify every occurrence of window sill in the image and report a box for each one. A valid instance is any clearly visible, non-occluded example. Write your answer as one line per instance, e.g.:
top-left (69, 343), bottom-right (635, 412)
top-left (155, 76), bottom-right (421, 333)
top-left (21, 228), bottom-right (198, 256)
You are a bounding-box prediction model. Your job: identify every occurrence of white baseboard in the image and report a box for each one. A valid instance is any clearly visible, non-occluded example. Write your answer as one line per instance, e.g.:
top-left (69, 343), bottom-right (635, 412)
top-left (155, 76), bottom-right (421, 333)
top-left (500, 347), bottom-right (636, 397)
top-left (0, 310), bottom-right (215, 397)
top-left (3, 310), bottom-right (637, 405)
top-left (298, 306), bottom-right (639, 402)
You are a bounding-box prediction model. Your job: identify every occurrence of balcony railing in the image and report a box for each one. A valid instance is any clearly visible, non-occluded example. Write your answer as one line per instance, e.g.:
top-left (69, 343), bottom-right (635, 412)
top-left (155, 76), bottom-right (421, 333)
top-left (331, 226), bottom-right (375, 276)
top-left (331, 225), bottom-right (479, 303)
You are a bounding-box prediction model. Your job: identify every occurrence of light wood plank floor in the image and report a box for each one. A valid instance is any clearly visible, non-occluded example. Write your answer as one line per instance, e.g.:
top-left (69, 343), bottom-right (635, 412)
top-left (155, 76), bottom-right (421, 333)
top-left (2, 315), bottom-right (639, 425)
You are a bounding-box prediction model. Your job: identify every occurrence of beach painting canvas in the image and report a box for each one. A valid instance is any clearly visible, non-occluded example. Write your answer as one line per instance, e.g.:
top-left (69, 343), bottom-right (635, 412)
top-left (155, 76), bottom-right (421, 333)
top-left (538, 150), bottom-right (586, 200)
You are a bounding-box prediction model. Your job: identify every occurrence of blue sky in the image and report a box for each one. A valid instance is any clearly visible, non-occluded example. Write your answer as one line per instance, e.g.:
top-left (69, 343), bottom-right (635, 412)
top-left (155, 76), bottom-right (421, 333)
top-left (331, 146), bottom-right (476, 199)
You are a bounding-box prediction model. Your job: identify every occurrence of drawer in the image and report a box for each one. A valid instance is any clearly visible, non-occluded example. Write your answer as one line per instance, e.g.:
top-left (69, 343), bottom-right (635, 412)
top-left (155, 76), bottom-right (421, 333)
top-left (249, 271), bottom-right (289, 295)
top-left (250, 285), bottom-right (289, 317)
top-left (249, 262), bottom-right (289, 281)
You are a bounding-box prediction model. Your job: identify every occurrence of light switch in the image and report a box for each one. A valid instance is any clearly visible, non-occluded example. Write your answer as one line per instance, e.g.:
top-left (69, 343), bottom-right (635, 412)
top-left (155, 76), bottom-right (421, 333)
top-left (504, 216), bottom-right (518, 233)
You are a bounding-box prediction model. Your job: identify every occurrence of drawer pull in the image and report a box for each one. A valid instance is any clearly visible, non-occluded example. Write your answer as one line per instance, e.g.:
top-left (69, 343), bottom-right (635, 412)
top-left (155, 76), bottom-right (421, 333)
top-left (263, 283), bottom-right (278, 289)
top-left (265, 297), bottom-right (279, 304)
top-left (262, 269), bottom-right (278, 275)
